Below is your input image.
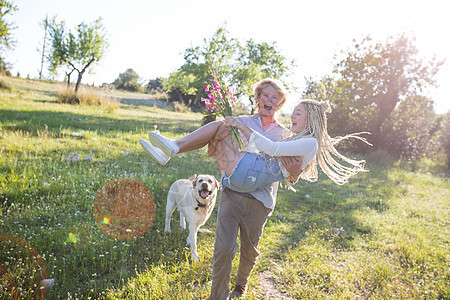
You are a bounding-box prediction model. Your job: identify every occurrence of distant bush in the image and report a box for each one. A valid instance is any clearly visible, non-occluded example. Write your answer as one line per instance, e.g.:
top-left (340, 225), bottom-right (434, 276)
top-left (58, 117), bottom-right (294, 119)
top-left (0, 77), bottom-right (11, 91)
top-left (58, 86), bottom-right (119, 110)
top-left (149, 90), bottom-right (169, 101)
top-left (201, 112), bottom-right (216, 125)
top-left (113, 68), bottom-right (142, 92)
top-left (172, 101), bottom-right (190, 113)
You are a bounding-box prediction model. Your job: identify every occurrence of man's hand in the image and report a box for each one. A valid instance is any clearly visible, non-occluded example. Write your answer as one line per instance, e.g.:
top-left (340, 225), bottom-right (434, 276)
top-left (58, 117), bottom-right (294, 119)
top-left (280, 156), bottom-right (303, 183)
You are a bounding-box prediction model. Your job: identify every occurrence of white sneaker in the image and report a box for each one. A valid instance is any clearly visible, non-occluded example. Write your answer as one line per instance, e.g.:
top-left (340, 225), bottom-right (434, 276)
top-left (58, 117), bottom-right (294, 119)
top-left (139, 139), bottom-right (170, 165)
top-left (148, 131), bottom-right (179, 157)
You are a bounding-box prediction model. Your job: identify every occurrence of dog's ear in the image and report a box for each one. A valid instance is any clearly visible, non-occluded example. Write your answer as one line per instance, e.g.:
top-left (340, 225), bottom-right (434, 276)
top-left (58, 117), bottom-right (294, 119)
top-left (214, 177), bottom-right (220, 190)
top-left (188, 174), bottom-right (197, 188)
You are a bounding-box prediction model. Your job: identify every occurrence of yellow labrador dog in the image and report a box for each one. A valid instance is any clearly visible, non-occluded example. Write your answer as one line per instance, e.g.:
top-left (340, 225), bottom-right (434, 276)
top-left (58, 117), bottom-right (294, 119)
top-left (165, 174), bottom-right (219, 261)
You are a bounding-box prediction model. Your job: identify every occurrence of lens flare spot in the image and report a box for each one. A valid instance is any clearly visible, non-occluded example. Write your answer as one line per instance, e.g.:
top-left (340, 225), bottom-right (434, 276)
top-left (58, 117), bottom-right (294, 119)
top-left (68, 232), bottom-right (77, 244)
top-left (319, 81), bottom-right (326, 95)
top-left (93, 178), bottom-right (156, 240)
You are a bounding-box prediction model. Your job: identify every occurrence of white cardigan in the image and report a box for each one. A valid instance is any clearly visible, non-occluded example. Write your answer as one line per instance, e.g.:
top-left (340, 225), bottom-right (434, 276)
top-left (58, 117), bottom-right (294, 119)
top-left (244, 131), bottom-right (318, 178)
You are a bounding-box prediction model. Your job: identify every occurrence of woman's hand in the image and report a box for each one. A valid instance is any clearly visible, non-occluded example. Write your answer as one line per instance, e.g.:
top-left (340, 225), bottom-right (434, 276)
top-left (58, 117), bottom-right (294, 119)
top-left (224, 116), bottom-right (243, 130)
top-left (280, 156), bottom-right (303, 184)
top-left (224, 117), bottom-right (254, 138)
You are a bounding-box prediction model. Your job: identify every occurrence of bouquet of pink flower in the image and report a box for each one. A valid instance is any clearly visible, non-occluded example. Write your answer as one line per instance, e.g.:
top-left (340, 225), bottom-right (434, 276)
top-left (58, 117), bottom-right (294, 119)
top-left (201, 72), bottom-right (244, 149)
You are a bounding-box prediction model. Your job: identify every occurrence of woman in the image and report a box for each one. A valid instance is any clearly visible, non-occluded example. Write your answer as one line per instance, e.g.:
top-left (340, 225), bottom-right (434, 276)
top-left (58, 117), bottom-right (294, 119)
top-left (141, 99), bottom-right (369, 193)
top-left (221, 99), bottom-right (370, 192)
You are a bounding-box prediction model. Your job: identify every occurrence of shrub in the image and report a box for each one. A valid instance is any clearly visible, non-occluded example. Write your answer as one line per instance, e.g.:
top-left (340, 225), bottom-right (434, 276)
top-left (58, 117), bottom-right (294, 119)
top-left (149, 90), bottom-right (169, 101)
top-left (58, 85), bottom-right (119, 110)
top-left (173, 101), bottom-right (190, 113)
top-left (113, 68), bottom-right (142, 92)
top-left (201, 112), bottom-right (217, 125)
top-left (0, 77), bottom-right (12, 91)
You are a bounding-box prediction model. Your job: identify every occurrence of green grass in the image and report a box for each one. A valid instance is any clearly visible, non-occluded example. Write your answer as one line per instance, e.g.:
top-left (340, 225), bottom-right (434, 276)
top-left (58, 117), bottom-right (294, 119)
top-left (1, 77), bottom-right (449, 299)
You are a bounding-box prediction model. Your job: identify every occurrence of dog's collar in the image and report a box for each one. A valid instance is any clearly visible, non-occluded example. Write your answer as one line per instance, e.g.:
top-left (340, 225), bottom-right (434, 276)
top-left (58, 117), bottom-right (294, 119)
top-left (195, 199), bottom-right (207, 210)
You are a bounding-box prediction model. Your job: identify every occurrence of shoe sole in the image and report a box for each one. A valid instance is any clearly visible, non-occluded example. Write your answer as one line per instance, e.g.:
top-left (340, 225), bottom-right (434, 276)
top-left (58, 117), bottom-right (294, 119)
top-left (148, 132), bottom-right (173, 158)
top-left (139, 139), bottom-right (169, 165)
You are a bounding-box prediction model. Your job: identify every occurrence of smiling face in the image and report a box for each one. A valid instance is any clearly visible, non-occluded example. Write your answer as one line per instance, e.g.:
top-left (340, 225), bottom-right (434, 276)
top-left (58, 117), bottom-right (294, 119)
top-left (290, 103), bottom-right (307, 134)
top-left (258, 85), bottom-right (283, 118)
top-left (193, 175), bottom-right (219, 200)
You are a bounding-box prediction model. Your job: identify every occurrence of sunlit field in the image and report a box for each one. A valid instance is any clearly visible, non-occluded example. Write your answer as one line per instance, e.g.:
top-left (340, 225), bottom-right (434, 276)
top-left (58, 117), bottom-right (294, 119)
top-left (1, 77), bottom-right (448, 299)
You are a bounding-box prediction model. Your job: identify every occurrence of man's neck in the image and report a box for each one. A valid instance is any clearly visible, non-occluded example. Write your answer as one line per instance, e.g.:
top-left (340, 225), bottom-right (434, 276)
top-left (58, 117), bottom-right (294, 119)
top-left (260, 115), bottom-right (277, 129)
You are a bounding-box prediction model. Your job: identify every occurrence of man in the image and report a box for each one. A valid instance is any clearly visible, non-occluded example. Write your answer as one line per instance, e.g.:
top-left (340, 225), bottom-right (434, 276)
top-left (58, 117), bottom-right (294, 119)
top-left (139, 78), bottom-right (302, 299)
top-left (207, 79), bottom-right (301, 299)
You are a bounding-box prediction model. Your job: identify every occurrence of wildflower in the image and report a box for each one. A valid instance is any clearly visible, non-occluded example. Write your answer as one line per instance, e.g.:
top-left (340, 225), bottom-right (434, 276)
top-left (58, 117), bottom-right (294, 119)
top-left (201, 71), bottom-right (244, 149)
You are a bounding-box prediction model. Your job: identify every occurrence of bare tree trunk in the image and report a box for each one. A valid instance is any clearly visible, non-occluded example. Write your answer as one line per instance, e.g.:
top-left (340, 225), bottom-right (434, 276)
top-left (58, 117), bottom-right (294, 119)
top-left (66, 68), bottom-right (76, 87)
top-left (39, 15), bottom-right (49, 80)
top-left (74, 57), bottom-right (95, 93)
top-left (249, 96), bottom-right (255, 115)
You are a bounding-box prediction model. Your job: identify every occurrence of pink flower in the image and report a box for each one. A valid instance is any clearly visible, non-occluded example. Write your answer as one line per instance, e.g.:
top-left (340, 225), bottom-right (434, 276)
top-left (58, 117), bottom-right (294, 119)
top-left (205, 85), bottom-right (210, 91)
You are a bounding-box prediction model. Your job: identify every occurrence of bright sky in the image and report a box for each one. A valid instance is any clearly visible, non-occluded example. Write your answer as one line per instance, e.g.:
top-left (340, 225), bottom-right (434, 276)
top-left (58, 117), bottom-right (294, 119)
top-left (6, 0), bottom-right (450, 114)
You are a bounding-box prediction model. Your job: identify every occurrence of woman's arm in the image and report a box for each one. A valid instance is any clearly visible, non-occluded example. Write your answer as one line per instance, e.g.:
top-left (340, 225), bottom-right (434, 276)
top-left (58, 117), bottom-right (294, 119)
top-left (224, 116), bottom-right (317, 157)
top-left (224, 116), bottom-right (254, 138)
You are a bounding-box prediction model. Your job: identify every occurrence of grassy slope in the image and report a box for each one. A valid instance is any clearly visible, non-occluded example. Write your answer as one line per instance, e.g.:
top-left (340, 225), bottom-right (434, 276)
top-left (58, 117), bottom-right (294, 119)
top-left (0, 77), bottom-right (448, 299)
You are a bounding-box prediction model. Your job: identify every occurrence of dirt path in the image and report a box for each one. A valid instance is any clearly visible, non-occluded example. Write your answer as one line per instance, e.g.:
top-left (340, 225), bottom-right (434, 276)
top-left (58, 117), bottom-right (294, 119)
top-left (259, 270), bottom-right (291, 299)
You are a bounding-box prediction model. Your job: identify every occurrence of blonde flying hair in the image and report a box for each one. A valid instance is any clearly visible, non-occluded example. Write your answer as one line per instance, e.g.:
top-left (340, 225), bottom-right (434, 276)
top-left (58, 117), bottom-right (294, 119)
top-left (285, 99), bottom-right (370, 185)
top-left (253, 78), bottom-right (288, 114)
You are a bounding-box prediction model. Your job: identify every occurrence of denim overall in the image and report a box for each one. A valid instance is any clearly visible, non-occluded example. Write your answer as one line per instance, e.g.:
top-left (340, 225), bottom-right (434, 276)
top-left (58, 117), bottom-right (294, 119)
top-left (221, 152), bottom-right (285, 193)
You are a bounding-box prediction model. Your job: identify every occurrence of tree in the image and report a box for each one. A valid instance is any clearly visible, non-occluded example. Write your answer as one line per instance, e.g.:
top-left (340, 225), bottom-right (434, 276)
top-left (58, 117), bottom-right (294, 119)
top-left (305, 34), bottom-right (444, 155)
top-left (380, 95), bottom-right (438, 160)
top-left (0, 0), bottom-right (17, 50)
top-left (145, 78), bottom-right (163, 93)
top-left (38, 14), bottom-right (50, 80)
top-left (160, 70), bottom-right (197, 103)
top-left (162, 25), bottom-right (294, 111)
top-left (48, 17), bottom-right (108, 92)
top-left (232, 39), bottom-right (295, 114)
top-left (0, 0), bottom-right (17, 75)
top-left (172, 25), bottom-right (239, 106)
top-left (113, 68), bottom-right (142, 92)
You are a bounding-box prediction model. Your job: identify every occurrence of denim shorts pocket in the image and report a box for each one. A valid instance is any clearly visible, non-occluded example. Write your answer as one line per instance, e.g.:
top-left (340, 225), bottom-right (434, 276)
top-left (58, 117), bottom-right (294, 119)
top-left (243, 169), bottom-right (267, 190)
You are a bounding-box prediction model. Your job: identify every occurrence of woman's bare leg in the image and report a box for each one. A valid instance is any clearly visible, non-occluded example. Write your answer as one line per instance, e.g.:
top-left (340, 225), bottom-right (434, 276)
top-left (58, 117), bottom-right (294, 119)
top-left (176, 120), bottom-right (244, 175)
top-left (175, 120), bottom-right (224, 153)
top-left (214, 134), bottom-right (245, 176)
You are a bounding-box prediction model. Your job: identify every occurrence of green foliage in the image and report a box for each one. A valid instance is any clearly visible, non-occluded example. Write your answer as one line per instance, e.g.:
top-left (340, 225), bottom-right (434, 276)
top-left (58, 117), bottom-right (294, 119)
top-left (145, 78), bottom-right (163, 93)
top-left (163, 25), bottom-right (294, 111)
top-left (0, 0), bottom-right (17, 49)
top-left (305, 35), bottom-right (444, 159)
top-left (160, 70), bottom-right (197, 104)
top-left (113, 68), bottom-right (142, 92)
top-left (164, 26), bottom-right (237, 108)
top-left (380, 95), bottom-right (439, 160)
top-left (47, 17), bottom-right (108, 92)
top-left (232, 39), bottom-right (295, 113)
top-left (442, 112), bottom-right (450, 167)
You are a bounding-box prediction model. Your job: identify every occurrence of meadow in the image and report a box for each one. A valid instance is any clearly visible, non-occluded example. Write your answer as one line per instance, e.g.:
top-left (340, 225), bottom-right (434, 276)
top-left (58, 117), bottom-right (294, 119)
top-left (0, 77), bottom-right (448, 299)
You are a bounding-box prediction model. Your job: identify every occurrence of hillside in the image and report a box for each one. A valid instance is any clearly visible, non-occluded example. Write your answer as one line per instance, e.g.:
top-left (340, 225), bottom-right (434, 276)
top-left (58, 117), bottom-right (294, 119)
top-left (0, 77), bottom-right (448, 299)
